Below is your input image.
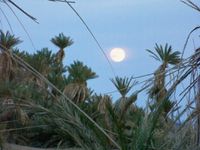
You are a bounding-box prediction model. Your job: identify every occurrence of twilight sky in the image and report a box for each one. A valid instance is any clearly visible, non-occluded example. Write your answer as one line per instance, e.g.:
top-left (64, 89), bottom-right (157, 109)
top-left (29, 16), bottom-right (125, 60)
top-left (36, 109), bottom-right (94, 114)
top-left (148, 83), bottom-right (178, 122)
top-left (1, 0), bottom-right (200, 106)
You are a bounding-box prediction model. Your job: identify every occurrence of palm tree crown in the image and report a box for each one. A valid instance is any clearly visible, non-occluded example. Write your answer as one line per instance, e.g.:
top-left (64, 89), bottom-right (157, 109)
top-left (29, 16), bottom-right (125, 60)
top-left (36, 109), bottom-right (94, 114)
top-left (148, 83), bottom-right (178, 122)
top-left (51, 33), bottom-right (73, 49)
top-left (111, 76), bottom-right (136, 98)
top-left (63, 61), bottom-right (98, 103)
top-left (111, 77), bottom-right (138, 121)
top-left (51, 33), bottom-right (73, 62)
top-left (67, 61), bottom-right (98, 84)
top-left (0, 30), bottom-right (21, 50)
top-left (146, 43), bottom-right (181, 66)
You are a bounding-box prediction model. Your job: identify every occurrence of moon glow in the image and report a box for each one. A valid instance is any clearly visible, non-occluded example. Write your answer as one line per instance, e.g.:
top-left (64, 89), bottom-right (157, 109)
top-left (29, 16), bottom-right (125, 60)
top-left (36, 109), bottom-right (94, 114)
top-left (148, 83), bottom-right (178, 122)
top-left (110, 48), bottom-right (126, 62)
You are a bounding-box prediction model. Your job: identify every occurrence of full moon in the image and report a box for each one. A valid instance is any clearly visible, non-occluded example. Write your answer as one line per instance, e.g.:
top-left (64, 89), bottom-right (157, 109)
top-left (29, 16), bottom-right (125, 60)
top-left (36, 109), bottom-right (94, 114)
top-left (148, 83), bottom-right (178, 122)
top-left (110, 48), bottom-right (126, 62)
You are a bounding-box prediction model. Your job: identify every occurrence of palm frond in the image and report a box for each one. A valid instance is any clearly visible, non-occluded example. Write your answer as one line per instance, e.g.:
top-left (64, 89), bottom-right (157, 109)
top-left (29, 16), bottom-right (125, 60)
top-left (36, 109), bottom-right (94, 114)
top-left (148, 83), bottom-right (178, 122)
top-left (147, 43), bottom-right (181, 65)
top-left (51, 33), bottom-right (73, 49)
top-left (67, 61), bottom-right (98, 84)
top-left (111, 76), bottom-right (136, 97)
top-left (181, 0), bottom-right (200, 12)
top-left (146, 49), bottom-right (161, 61)
top-left (7, 0), bottom-right (38, 23)
top-left (0, 30), bottom-right (22, 50)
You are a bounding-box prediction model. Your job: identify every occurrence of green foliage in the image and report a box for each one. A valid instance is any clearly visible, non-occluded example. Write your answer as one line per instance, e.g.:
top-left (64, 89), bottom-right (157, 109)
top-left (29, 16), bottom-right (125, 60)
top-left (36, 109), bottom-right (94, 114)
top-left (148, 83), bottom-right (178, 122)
top-left (44, 99), bottom-right (111, 149)
top-left (0, 31), bottom-right (198, 150)
top-left (51, 33), bottom-right (73, 49)
top-left (24, 48), bottom-right (55, 75)
top-left (51, 33), bottom-right (73, 63)
top-left (111, 76), bottom-right (136, 97)
top-left (0, 30), bottom-right (22, 50)
top-left (13, 48), bottom-right (68, 92)
top-left (146, 43), bottom-right (181, 65)
top-left (67, 61), bottom-right (98, 84)
top-left (0, 31), bottom-right (22, 82)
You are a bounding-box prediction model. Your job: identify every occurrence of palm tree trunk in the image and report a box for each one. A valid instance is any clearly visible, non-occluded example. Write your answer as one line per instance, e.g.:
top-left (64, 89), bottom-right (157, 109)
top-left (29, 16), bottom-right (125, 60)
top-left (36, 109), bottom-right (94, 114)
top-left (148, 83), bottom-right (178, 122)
top-left (155, 63), bottom-right (167, 102)
top-left (0, 52), bottom-right (13, 81)
top-left (56, 49), bottom-right (65, 63)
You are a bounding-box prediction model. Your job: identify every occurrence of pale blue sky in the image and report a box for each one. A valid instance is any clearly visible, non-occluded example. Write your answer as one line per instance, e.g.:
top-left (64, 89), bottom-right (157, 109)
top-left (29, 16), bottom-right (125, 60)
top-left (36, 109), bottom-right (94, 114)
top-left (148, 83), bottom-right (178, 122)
top-left (1, 0), bottom-right (199, 106)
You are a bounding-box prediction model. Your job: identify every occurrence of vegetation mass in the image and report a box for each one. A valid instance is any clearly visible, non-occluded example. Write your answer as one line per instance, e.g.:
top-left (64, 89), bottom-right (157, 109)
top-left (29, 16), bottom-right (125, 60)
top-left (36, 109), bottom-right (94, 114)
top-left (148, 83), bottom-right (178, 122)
top-left (0, 0), bottom-right (200, 150)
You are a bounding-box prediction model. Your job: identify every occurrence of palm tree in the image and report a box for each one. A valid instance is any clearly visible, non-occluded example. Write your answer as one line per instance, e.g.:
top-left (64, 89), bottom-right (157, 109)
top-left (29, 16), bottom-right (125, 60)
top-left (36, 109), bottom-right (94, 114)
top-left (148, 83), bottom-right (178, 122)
top-left (0, 30), bottom-right (21, 82)
top-left (111, 76), bottom-right (135, 98)
top-left (51, 33), bottom-right (73, 63)
top-left (111, 77), bottom-right (137, 121)
top-left (23, 48), bottom-right (56, 87)
top-left (63, 61), bottom-right (98, 103)
top-left (146, 43), bottom-right (181, 102)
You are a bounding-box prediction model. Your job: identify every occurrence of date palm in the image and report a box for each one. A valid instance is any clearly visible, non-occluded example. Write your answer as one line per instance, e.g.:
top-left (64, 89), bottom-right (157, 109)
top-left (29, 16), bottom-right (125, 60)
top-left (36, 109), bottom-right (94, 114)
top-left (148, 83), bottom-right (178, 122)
top-left (111, 77), bottom-right (137, 121)
top-left (51, 33), bottom-right (73, 63)
top-left (111, 76), bottom-right (135, 98)
top-left (0, 30), bottom-right (21, 81)
top-left (146, 43), bottom-right (181, 102)
top-left (24, 48), bottom-right (56, 87)
top-left (64, 61), bottom-right (98, 103)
